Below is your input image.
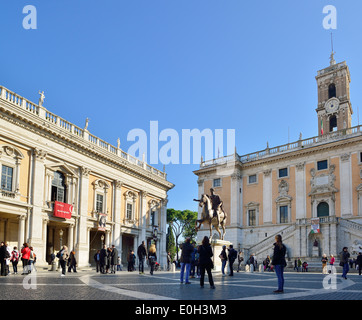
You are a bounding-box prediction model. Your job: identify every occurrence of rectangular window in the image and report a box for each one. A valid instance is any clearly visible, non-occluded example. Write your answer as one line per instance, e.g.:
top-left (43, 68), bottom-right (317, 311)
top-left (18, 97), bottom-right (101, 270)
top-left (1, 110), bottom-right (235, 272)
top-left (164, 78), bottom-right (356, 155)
top-left (126, 203), bottom-right (133, 220)
top-left (248, 174), bottom-right (257, 184)
top-left (248, 209), bottom-right (256, 226)
top-left (280, 205), bottom-right (288, 223)
top-left (317, 160), bottom-right (328, 171)
top-left (96, 194), bottom-right (104, 213)
top-left (278, 168), bottom-right (288, 178)
top-left (151, 210), bottom-right (155, 226)
top-left (213, 178), bottom-right (221, 188)
top-left (1, 165), bottom-right (13, 191)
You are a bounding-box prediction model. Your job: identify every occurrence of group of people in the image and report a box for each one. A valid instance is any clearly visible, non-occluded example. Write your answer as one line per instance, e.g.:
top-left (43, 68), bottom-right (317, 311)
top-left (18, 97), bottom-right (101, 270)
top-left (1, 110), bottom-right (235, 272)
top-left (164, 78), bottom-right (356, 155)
top-left (0, 242), bottom-right (37, 276)
top-left (94, 244), bottom-right (119, 274)
top-left (133, 241), bottom-right (158, 275)
top-left (219, 244), bottom-right (238, 276)
top-left (294, 258), bottom-right (309, 272)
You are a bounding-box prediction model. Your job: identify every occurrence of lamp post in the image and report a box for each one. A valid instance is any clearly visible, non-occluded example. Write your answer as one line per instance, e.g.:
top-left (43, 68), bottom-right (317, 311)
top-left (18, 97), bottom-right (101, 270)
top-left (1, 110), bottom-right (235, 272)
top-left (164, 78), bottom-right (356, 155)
top-left (59, 229), bottom-right (63, 249)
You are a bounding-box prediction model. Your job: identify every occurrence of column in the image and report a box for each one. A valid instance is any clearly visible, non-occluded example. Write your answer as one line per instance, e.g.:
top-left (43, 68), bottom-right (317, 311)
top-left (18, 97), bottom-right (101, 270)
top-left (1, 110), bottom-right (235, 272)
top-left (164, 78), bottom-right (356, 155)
top-left (77, 166), bottom-right (91, 267)
top-left (18, 215), bottom-right (26, 248)
top-left (323, 223), bottom-right (330, 256)
top-left (295, 162), bottom-right (306, 219)
top-left (68, 224), bottom-right (74, 251)
top-left (140, 191), bottom-right (148, 243)
top-left (42, 219), bottom-right (48, 262)
top-left (230, 172), bottom-right (241, 227)
top-left (113, 180), bottom-right (122, 251)
top-left (340, 153), bottom-right (353, 216)
top-left (330, 222), bottom-right (337, 256)
top-left (263, 169), bottom-right (272, 224)
top-left (29, 148), bottom-right (47, 265)
top-left (160, 198), bottom-right (168, 269)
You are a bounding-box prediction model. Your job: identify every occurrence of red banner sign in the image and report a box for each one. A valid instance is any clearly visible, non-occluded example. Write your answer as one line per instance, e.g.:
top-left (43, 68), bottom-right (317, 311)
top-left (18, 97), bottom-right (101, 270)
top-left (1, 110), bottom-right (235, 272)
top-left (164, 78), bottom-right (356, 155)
top-left (53, 201), bottom-right (73, 219)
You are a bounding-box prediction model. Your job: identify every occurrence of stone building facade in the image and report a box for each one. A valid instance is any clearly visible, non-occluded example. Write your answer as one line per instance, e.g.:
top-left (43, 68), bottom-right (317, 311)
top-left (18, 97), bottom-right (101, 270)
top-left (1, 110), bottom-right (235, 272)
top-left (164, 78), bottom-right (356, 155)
top-left (0, 85), bottom-right (174, 268)
top-left (194, 56), bottom-right (362, 261)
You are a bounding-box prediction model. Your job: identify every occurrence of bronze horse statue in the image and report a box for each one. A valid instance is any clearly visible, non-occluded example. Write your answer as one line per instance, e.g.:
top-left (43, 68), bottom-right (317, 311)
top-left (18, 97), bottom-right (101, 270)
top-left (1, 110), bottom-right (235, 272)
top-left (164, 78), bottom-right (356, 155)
top-left (193, 194), bottom-right (227, 240)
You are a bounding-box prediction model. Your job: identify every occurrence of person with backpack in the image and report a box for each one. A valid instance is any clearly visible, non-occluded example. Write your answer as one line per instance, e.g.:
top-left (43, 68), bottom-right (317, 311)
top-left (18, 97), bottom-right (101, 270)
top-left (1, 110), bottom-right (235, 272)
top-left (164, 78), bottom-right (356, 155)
top-left (340, 247), bottom-right (350, 280)
top-left (198, 236), bottom-right (215, 289)
top-left (227, 245), bottom-right (237, 276)
top-left (57, 245), bottom-right (69, 277)
top-left (219, 245), bottom-right (227, 276)
top-left (11, 246), bottom-right (19, 274)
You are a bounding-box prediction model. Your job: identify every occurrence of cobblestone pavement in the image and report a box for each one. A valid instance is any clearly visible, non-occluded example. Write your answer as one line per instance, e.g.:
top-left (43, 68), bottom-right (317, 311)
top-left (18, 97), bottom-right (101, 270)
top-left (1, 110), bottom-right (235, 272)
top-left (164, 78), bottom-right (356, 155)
top-left (1, 268), bottom-right (361, 301)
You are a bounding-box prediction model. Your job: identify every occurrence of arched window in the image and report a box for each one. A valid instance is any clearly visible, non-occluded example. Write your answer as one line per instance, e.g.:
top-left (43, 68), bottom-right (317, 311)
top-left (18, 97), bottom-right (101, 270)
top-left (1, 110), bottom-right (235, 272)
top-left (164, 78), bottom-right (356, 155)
top-left (329, 115), bottom-right (337, 132)
top-left (51, 171), bottom-right (67, 203)
top-left (328, 83), bottom-right (336, 99)
top-left (317, 202), bottom-right (329, 217)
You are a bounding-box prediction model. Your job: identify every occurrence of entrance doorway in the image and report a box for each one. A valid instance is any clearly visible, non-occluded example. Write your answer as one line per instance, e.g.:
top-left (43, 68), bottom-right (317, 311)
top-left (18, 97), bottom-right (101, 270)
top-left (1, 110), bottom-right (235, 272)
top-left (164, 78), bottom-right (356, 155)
top-left (122, 235), bottom-right (134, 267)
top-left (89, 230), bottom-right (106, 266)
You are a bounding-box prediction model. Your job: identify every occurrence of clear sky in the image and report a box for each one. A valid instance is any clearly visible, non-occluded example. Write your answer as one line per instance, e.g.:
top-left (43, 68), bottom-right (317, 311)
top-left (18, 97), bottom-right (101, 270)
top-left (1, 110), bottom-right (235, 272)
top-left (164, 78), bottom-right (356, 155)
top-left (0, 0), bottom-right (361, 211)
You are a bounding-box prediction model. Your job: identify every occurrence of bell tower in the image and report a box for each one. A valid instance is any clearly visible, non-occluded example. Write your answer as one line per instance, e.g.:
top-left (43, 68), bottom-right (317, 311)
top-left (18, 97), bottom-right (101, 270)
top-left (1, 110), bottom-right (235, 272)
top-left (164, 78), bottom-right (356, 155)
top-left (315, 52), bottom-right (353, 136)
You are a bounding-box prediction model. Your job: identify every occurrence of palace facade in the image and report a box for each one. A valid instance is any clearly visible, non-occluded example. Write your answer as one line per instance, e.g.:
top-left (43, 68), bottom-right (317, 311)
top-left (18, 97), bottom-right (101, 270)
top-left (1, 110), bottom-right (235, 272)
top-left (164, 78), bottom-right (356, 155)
top-left (194, 56), bottom-right (362, 261)
top-left (0, 85), bottom-right (174, 268)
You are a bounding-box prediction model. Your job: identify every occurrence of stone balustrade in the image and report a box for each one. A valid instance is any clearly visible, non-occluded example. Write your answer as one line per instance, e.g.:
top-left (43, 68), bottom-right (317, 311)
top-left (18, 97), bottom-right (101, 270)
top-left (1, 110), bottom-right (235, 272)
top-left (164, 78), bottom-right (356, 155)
top-left (0, 85), bottom-right (167, 180)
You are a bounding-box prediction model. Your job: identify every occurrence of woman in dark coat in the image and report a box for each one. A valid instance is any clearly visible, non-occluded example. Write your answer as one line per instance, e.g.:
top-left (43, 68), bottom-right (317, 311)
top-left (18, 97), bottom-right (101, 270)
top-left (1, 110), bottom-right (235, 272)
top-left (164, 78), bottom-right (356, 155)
top-left (198, 236), bottom-right (215, 289)
top-left (271, 234), bottom-right (287, 293)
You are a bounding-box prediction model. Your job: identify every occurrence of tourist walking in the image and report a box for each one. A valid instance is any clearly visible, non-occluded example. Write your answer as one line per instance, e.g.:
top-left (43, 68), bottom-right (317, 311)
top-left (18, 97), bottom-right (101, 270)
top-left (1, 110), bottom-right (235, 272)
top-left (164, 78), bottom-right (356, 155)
top-left (227, 244), bottom-right (237, 276)
top-left (28, 247), bottom-right (36, 273)
top-left (237, 250), bottom-right (244, 272)
top-left (148, 244), bottom-right (157, 275)
top-left (329, 254), bottom-right (335, 274)
top-left (219, 245), bottom-right (227, 275)
top-left (99, 245), bottom-right (108, 274)
top-left (11, 247), bottom-right (19, 274)
top-left (127, 249), bottom-right (136, 272)
top-left (321, 254), bottom-right (328, 274)
top-left (340, 247), bottom-right (350, 279)
top-left (58, 245), bottom-right (69, 277)
top-left (198, 236), bottom-right (215, 289)
top-left (137, 241), bottom-right (147, 274)
top-left (180, 237), bottom-right (194, 284)
top-left (94, 250), bottom-right (100, 273)
top-left (106, 247), bottom-right (112, 273)
top-left (356, 252), bottom-right (362, 276)
top-left (110, 245), bottom-right (118, 274)
top-left (0, 242), bottom-right (10, 276)
top-left (21, 243), bottom-right (31, 275)
top-left (271, 234), bottom-right (287, 293)
top-left (67, 250), bottom-right (77, 273)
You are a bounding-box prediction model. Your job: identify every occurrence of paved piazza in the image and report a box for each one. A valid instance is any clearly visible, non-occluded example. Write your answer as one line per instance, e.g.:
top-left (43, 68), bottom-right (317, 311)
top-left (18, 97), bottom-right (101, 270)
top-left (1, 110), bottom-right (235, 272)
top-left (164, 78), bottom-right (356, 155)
top-left (1, 269), bottom-right (361, 301)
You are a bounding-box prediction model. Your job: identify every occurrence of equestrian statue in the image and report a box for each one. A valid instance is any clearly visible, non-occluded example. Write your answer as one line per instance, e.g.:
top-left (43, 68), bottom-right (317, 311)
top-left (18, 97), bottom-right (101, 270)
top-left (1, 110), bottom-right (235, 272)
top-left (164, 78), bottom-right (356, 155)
top-left (193, 188), bottom-right (227, 240)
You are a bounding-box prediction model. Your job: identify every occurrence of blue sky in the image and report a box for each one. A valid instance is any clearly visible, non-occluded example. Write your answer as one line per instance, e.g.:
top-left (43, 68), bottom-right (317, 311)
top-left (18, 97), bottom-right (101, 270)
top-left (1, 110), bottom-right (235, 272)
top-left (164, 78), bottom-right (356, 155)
top-left (0, 0), bottom-right (361, 211)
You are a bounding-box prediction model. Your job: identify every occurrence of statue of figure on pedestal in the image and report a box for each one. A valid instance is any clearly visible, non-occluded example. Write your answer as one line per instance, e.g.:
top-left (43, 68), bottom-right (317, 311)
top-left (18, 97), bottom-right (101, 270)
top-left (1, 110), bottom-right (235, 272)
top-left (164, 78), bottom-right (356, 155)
top-left (193, 188), bottom-right (227, 240)
top-left (38, 91), bottom-right (45, 107)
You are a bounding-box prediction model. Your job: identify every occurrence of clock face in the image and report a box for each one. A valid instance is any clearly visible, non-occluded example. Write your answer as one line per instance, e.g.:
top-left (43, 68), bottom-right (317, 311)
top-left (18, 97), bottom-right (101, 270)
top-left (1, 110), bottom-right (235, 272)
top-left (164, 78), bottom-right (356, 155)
top-left (324, 98), bottom-right (340, 113)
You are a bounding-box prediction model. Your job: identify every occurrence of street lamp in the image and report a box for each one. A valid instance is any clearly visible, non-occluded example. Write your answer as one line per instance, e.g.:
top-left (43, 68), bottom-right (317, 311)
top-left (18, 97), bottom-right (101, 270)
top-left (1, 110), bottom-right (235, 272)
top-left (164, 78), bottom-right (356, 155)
top-left (59, 229), bottom-right (63, 248)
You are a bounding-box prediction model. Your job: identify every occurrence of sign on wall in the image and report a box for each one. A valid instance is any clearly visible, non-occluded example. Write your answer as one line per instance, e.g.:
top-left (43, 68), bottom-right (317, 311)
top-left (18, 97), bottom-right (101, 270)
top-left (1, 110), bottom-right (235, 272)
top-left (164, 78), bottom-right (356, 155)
top-left (311, 218), bottom-right (320, 234)
top-left (98, 213), bottom-right (107, 231)
top-left (53, 201), bottom-right (73, 219)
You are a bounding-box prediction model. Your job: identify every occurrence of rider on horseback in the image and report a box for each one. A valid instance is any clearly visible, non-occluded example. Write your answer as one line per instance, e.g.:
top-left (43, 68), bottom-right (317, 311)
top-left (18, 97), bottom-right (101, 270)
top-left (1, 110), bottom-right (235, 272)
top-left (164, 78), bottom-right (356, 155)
top-left (210, 188), bottom-right (224, 225)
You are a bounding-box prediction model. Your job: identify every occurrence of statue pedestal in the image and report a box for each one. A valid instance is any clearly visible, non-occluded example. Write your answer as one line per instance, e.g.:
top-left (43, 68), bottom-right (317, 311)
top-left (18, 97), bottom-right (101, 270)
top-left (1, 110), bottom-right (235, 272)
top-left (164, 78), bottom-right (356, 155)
top-left (312, 246), bottom-right (319, 257)
top-left (210, 239), bottom-right (231, 272)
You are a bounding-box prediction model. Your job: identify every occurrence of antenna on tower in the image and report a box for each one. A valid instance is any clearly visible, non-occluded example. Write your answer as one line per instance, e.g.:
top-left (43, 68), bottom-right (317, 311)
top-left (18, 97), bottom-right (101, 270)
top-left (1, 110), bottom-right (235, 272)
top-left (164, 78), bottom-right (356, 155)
top-left (330, 32), bottom-right (336, 65)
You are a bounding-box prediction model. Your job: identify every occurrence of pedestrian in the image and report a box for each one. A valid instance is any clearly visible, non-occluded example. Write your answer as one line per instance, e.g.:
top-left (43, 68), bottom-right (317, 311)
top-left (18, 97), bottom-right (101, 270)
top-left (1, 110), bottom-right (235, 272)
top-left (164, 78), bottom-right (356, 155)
top-left (179, 237), bottom-right (194, 284)
top-left (5, 242), bottom-right (11, 275)
top-left (219, 245), bottom-right (227, 275)
top-left (94, 250), bottom-right (100, 273)
top-left (110, 245), bottom-right (118, 274)
top-left (0, 242), bottom-right (10, 276)
top-left (329, 254), bottom-right (335, 274)
top-left (21, 243), bottom-right (31, 275)
top-left (128, 249), bottom-right (136, 272)
top-left (99, 245), bottom-right (107, 274)
top-left (271, 234), bottom-right (287, 294)
top-left (194, 250), bottom-right (200, 278)
top-left (67, 250), bottom-right (77, 273)
top-left (356, 252), bottom-right (362, 276)
top-left (340, 247), bottom-right (350, 279)
top-left (106, 247), bottom-right (112, 273)
top-left (117, 256), bottom-right (122, 271)
top-left (302, 261), bottom-right (308, 272)
top-left (237, 250), bottom-right (244, 272)
top-left (137, 241), bottom-right (147, 274)
top-left (321, 254), bottom-right (328, 274)
top-left (28, 247), bottom-right (36, 273)
top-left (57, 245), bottom-right (69, 277)
top-left (148, 244), bottom-right (157, 275)
top-left (248, 254), bottom-right (255, 272)
top-left (11, 246), bottom-right (19, 274)
top-left (227, 244), bottom-right (237, 276)
top-left (198, 236), bottom-right (215, 289)
top-left (190, 244), bottom-right (197, 278)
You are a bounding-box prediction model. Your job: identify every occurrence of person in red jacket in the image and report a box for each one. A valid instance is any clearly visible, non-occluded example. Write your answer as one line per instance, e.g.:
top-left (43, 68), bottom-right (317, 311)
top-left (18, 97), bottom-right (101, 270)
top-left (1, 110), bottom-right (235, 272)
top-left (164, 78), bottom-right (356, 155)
top-left (21, 243), bottom-right (31, 274)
